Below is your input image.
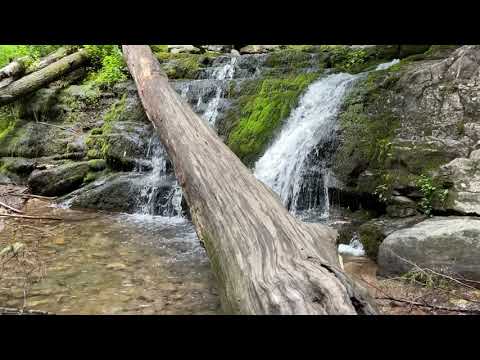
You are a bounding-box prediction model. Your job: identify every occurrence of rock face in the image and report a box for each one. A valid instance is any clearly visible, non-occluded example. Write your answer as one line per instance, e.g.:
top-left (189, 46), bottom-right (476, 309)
top-left (332, 45), bottom-right (480, 215)
top-left (378, 217), bottom-right (480, 280)
top-left (436, 150), bottom-right (480, 215)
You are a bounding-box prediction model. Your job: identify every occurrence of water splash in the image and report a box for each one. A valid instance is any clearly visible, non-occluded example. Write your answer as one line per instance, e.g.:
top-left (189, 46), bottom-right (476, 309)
top-left (338, 234), bottom-right (365, 257)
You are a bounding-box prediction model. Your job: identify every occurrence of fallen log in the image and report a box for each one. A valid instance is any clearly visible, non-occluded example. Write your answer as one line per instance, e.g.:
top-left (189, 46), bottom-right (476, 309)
top-left (0, 56), bottom-right (28, 80)
top-left (0, 49), bottom-right (90, 106)
top-left (24, 46), bottom-right (78, 75)
top-left (123, 45), bottom-right (378, 315)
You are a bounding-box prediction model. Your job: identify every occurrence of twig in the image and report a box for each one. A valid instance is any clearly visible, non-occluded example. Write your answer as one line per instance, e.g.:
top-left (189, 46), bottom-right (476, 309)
top-left (0, 200), bottom-right (24, 214)
top-left (0, 306), bottom-right (53, 315)
top-left (7, 193), bottom-right (57, 200)
top-left (386, 249), bottom-right (478, 291)
top-left (0, 213), bottom-right (62, 221)
top-left (375, 296), bottom-right (480, 314)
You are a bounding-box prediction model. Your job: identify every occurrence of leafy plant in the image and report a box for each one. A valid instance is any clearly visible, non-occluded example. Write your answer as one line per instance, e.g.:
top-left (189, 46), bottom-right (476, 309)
top-left (416, 174), bottom-right (448, 216)
top-left (84, 45), bottom-right (127, 87)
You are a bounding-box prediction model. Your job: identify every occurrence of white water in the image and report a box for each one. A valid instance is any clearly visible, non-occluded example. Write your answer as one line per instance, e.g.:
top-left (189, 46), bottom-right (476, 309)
top-left (338, 234), bottom-right (365, 257)
top-left (138, 57), bottom-right (239, 216)
top-left (375, 58), bottom-right (400, 70)
top-left (203, 56), bottom-right (237, 126)
top-left (137, 136), bottom-right (183, 217)
top-left (254, 59), bottom-right (400, 219)
top-left (254, 72), bottom-right (361, 215)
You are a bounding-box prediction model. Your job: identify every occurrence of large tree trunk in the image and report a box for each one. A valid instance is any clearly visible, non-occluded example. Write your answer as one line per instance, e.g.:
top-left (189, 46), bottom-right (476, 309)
top-left (123, 45), bottom-right (378, 315)
top-left (0, 49), bottom-right (89, 105)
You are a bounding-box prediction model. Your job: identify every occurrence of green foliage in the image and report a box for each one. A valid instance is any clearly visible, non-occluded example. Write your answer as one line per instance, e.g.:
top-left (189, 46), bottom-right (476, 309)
top-left (0, 45), bottom-right (64, 67)
top-left (402, 268), bottom-right (449, 289)
top-left (226, 72), bottom-right (320, 166)
top-left (84, 45), bottom-right (127, 87)
top-left (0, 105), bottom-right (21, 143)
top-left (374, 173), bottom-right (394, 203)
top-left (416, 174), bottom-right (448, 216)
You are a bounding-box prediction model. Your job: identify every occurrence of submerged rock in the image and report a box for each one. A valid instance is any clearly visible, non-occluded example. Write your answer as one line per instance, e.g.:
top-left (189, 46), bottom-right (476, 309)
top-left (378, 216), bottom-right (480, 280)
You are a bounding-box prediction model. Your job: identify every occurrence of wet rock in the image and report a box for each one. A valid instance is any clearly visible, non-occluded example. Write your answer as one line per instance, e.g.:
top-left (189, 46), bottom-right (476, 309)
top-left (239, 45), bottom-right (282, 54)
top-left (168, 45), bottom-right (201, 54)
top-left (378, 216), bottom-right (480, 280)
top-left (358, 215), bottom-right (426, 260)
top-left (63, 172), bottom-right (176, 214)
top-left (28, 161), bottom-right (90, 196)
top-left (200, 45), bottom-right (233, 53)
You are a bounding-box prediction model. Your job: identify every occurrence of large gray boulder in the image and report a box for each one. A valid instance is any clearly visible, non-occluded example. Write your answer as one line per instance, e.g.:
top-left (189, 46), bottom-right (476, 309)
top-left (378, 216), bottom-right (480, 280)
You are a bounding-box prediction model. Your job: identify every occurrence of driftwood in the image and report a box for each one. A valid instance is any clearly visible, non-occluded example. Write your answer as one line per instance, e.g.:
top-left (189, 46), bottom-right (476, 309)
top-left (0, 213), bottom-right (62, 221)
top-left (123, 45), bottom-right (378, 315)
top-left (0, 49), bottom-right (90, 105)
top-left (0, 200), bottom-right (24, 214)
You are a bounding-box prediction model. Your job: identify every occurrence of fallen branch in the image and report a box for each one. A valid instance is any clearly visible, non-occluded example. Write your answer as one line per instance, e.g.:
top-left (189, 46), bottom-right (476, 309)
top-left (375, 296), bottom-right (480, 314)
top-left (0, 213), bottom-right (62, 221)
top-left (0, 200), bottom-right (24, 214)
top-left (387, 249), bottom-right (478, 291)
top-left (0, 306), bottom-right (53, 315)
top-left (7, 193), bottom-right (57, 200)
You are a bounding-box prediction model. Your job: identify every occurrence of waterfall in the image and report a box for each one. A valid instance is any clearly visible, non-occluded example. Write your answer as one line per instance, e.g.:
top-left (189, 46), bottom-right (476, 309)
top-left (254, 60), bottom-right (400, 220)
top-left (136, 136), bottom-right (183, 217)
top-left (254, 72), bottom-right (361, 217)
top-left (203, 56), bottom-right (237, 126)
top-left (137, 56), bottom-right (239, 216)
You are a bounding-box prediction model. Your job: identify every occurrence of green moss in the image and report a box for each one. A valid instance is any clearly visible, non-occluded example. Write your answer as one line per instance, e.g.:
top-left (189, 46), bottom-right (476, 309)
top-left (154, 52), bottom-right (218, 79)
top-left (87, 159), bottom-right (107, 171)
top-left (358, 222), bottom-right (384, 260)
top-left (226, 72), bottom-right (320, 166)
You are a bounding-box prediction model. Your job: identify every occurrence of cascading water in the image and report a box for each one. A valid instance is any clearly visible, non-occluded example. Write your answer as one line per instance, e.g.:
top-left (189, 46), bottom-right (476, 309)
top-left (202, 56), bottom-right (237, 126)
top-left (254, 60), bottom-right (401, 219)
top-left (254, 72), bottom-right (361, 218)
top-left (136, 135), bottom-right (183, 217)
top-left (136, 56), bottom-right (240, 216)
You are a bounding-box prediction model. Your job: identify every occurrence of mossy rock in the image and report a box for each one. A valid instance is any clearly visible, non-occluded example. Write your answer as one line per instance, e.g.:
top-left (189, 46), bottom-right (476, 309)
top-left (27, 161), bottom-right (91, 196)
top-left (225, 72), bottom-right (320, 166)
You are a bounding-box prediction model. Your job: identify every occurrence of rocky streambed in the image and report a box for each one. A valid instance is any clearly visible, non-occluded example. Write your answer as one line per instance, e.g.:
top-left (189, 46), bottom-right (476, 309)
top-left (0, 186), bottom-right (220, 314)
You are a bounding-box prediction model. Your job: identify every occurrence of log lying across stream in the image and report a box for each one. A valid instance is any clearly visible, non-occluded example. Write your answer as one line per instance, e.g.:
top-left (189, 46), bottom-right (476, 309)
top-left (123, 45), bottom-right (378, 315)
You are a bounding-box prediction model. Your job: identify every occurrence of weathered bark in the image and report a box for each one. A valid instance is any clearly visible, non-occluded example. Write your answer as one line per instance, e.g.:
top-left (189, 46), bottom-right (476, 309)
top-left (0, 49), bottom-right (89, 105)
top-left (0, 59), bottom-right (24, 80)
top-left (123, 45), bottom-right (378, 315)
